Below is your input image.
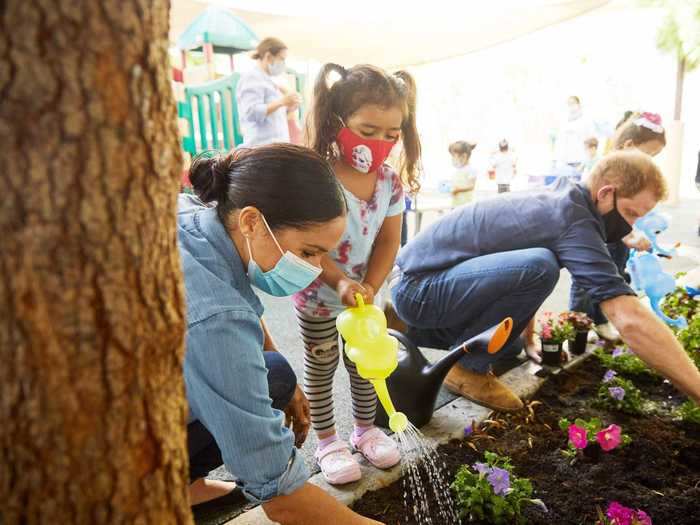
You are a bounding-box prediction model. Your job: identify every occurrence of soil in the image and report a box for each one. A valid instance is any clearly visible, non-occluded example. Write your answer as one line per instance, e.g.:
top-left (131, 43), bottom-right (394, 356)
top-left (352, 357), bottom-right (700, 524)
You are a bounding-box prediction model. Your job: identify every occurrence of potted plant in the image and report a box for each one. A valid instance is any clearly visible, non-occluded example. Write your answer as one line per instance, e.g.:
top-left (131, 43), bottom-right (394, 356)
top-left (560, 311), bottom-right (593, 355)
top-left (537, 312), bottom-right (575, 366)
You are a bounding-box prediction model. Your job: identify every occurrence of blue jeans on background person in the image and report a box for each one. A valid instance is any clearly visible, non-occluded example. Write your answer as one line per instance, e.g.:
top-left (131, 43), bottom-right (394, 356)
top-left (569, 241), bottom-right (630, 324)
top-left (392, 248), bottom-right (560, 373)
top-left (188, 351), bottom-right (297, 482)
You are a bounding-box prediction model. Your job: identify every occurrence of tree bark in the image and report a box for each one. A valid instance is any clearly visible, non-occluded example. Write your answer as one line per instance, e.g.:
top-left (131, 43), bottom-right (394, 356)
top-left (0, 1), bottom-right (191, 524)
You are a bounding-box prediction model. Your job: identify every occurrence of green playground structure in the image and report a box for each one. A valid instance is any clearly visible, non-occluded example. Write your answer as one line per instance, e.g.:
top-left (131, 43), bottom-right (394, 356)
top-left (177, 70), bottom-right (307, 156)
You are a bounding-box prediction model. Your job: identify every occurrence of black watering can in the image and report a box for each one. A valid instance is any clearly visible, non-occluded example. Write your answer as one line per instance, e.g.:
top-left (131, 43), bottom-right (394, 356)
top-left (374, 318), bottom-right (513, 430)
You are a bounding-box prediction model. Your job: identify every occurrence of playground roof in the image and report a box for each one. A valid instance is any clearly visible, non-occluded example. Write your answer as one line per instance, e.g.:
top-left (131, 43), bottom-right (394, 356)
top-left (175, 6), bottom-right (259, 54)
top-left (170, 0), bottom-right (613, 68)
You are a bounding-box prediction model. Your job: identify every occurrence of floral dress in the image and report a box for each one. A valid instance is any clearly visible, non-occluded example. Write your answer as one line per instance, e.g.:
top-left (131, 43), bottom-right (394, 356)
top-left (293, 163), bottom-right (405, 318)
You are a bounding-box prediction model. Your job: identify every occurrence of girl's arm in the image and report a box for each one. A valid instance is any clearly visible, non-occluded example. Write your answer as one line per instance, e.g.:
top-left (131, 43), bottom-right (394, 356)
top-left (362, 214), bottom-right (402, 298)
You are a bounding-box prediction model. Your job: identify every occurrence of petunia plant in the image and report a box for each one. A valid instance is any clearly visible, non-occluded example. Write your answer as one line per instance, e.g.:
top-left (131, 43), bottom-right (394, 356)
top-left (559, 310), bottom-right (593, 331)
top-left (594, 346), bottom-right (657, 378)
top-left (451, 451), bottom-right (547, 524)
top-left (558, 417), bottom-right (631, 463)
top-left (596, 501), bottom-right (652, 525)
top-left (596, 376), bottom-right (646, 415)
top-left (675, 399), bottom-right (700, 425)
top-left (537, 311), bottom-right (575, 343)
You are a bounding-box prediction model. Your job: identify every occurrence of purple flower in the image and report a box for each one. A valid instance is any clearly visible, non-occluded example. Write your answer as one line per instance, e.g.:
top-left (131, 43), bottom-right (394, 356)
top-left (473, 462), bottom-right (490, 475)
top-left (464, 423), bottom-right (474, 437)
top-left (609, 386), bottom-right (626, 401)
top-left (487, 467), bottom-right (511, 495)
top-left (603, 370), bottom-right (617, 383)
top-left (612, 346), bottom-right (628, 357)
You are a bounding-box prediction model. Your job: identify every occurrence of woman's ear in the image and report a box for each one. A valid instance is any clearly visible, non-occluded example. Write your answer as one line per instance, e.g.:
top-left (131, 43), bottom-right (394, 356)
top-left (238, 206), bottom-right (262, 238)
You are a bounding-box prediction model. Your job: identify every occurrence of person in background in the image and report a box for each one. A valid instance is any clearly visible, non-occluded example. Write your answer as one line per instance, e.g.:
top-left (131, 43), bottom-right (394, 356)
top-left (556, 95), bottom-right (596, 172)
top-left (569, 112), bottom-right (665, 342)
top-left (489, 139), bottom-right (516, 193)
top-left (581, 137), bottom-right (600, 180)
top-left (295, 63), bottom-right (422, 485)
top-left (236, 37), bottom-right (301, 147)
top-left (449, 141), bottom-right (478, 207)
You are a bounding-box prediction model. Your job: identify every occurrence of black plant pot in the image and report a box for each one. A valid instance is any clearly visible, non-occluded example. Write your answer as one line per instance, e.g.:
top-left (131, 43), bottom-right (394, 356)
top-left (541, 341), bottom-right (563, 366)
top-left (568, 330), bottom-right (589, 355)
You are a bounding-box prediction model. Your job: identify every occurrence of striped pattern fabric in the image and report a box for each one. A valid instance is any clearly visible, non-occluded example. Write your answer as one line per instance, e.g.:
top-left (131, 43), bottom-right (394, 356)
top-left (295, 308), bottom-right (377, 434)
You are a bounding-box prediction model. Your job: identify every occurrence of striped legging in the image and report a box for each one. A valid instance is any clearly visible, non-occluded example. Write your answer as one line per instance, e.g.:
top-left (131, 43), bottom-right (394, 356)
top-left (295, 308), bottom-right (378, 435)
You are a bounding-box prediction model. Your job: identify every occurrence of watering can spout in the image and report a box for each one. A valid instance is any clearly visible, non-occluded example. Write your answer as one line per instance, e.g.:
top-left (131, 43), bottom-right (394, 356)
top-left (425, 317), bottom-right (514, 382)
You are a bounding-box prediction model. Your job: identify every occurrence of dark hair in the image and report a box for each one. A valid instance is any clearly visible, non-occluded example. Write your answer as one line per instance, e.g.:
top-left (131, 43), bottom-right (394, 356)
top-left (251, 37), bottom-right (287, 60)
top-left (584, 137), bottom-right (599, 149)
top-left (189, 144), bottom-right (346, 230)
top-left (613, 113), bottom-right (666, 150)
top-left (448, 141), bottom-right (476, 160)
top-left (306, 63), bottom-right (422, 194)
top-left (498, 139), bottom-right (509, 152)
top-left (615, 110), bottom-right (636, 130)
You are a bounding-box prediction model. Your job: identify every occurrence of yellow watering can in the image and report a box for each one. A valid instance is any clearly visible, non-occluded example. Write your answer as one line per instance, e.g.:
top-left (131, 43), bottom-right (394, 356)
top-left (336, 293), bottom-right (409, 433)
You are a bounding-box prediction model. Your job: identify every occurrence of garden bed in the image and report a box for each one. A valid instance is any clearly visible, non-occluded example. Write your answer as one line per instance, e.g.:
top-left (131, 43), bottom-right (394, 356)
top-left (352, 355), bottom-right (700, 524)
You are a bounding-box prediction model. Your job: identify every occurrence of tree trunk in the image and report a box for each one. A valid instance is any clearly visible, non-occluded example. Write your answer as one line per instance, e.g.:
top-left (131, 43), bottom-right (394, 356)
top-left (674, 54), bottom-right (685, 121)
top-left (0, 1), bottom-right (191, 524)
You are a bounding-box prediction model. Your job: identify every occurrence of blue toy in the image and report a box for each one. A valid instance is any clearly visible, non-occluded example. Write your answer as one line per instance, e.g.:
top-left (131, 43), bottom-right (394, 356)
top-left (633, 211), bottom-right (675, 257)
top-left (626, 252), bottom-right (687, 328)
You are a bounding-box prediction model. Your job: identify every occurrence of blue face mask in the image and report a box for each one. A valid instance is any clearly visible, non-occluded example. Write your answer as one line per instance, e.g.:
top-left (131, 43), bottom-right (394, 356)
top-left (246, 215), bottom-right (322, 296)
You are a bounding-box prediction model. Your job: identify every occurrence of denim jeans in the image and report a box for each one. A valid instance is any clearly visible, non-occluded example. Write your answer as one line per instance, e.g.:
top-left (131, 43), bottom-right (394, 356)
top-left (392, 248), bottom-right (560, 373)
top-left (569, 241), bottom-right (629, 325)
top-left (188, 351), bottom-right (297, 482)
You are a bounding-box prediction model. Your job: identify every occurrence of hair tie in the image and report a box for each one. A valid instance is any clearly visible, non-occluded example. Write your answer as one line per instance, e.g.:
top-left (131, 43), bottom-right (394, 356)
top-left (635, 112), bottom-right (664, 134)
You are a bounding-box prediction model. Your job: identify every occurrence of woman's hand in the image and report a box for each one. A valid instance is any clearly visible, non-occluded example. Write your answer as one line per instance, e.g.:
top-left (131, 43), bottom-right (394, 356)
top-left (284, 385), bottom-right (310, 448)
top-left (337, 278), bottom-right (371, 306)
top-left (280, 92), bottom-right (301, 109)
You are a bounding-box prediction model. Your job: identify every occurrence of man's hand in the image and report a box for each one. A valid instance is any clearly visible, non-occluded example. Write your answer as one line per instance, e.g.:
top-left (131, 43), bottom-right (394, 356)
top-left (284, 385), bottom-right (310, 448)
top-left (525, 340), bottom-right (542, 364)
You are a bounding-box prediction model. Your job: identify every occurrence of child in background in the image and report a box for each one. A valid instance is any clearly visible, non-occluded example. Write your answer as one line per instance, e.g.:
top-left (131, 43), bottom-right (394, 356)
top-left (489, 139), bottom-right (516, 193)
top-left (449, 141), bottom-right (477, 207)
top-left (294, 63), bottom-right (422, 485)
top-left (581, 137), bottom-right (600, 180)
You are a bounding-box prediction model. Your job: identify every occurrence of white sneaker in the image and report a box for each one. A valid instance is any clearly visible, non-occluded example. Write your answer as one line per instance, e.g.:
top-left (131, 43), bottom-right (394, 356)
top-left (594, 323), bottom-right (620, 342)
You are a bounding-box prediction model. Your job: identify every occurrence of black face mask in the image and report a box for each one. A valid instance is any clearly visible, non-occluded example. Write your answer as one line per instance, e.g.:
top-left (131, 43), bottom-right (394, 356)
top-left (600, 190), bottom-right (633, 243)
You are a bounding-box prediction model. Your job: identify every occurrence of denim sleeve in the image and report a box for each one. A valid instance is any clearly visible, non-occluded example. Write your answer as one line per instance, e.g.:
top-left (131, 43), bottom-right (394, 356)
top-left (555, 218), bottom-right (635, 305)
top-left (237, 77), bottom-right (269, 125)
top-left (185, 310), bottom-right (309, 503)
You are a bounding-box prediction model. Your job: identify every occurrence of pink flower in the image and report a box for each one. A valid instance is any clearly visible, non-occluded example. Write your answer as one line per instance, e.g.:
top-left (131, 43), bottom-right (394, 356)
top-left (634, 510), bottom-right (652, 525)
top-left (596, 424), bottom-right (623, 452)
top-left (541, 325), bottom-right (553, 340)
top-left (568, 424), bottom-right (588, 449)
top-left (607, 501), bottom-right (634, 525)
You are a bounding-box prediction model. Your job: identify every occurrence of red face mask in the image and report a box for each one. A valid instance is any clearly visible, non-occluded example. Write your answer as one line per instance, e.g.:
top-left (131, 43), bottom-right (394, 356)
top-left (336, 127), bottom-right (396, 174)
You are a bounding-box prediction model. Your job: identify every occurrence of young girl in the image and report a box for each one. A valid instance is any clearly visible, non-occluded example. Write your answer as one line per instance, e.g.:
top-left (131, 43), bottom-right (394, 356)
top-left (293, 64), bottom-right (421, 484)
top-left (449, 141), bottom-right (477, 207)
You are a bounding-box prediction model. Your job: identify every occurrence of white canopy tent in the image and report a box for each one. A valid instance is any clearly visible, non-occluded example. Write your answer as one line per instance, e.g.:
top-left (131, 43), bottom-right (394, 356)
top-left (170, 0), bottom-right (611, 69)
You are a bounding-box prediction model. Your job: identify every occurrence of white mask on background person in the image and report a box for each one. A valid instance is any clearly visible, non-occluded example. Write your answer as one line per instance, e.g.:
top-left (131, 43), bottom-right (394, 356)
top-left (268, 60), bottom-right (286, 76)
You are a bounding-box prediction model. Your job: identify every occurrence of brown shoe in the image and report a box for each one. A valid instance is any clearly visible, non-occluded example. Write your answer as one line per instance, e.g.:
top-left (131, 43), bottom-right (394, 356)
top-left (384, 301), bottom-right (408, 333)
top-left (444, 365), bottom-right (523, 412)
